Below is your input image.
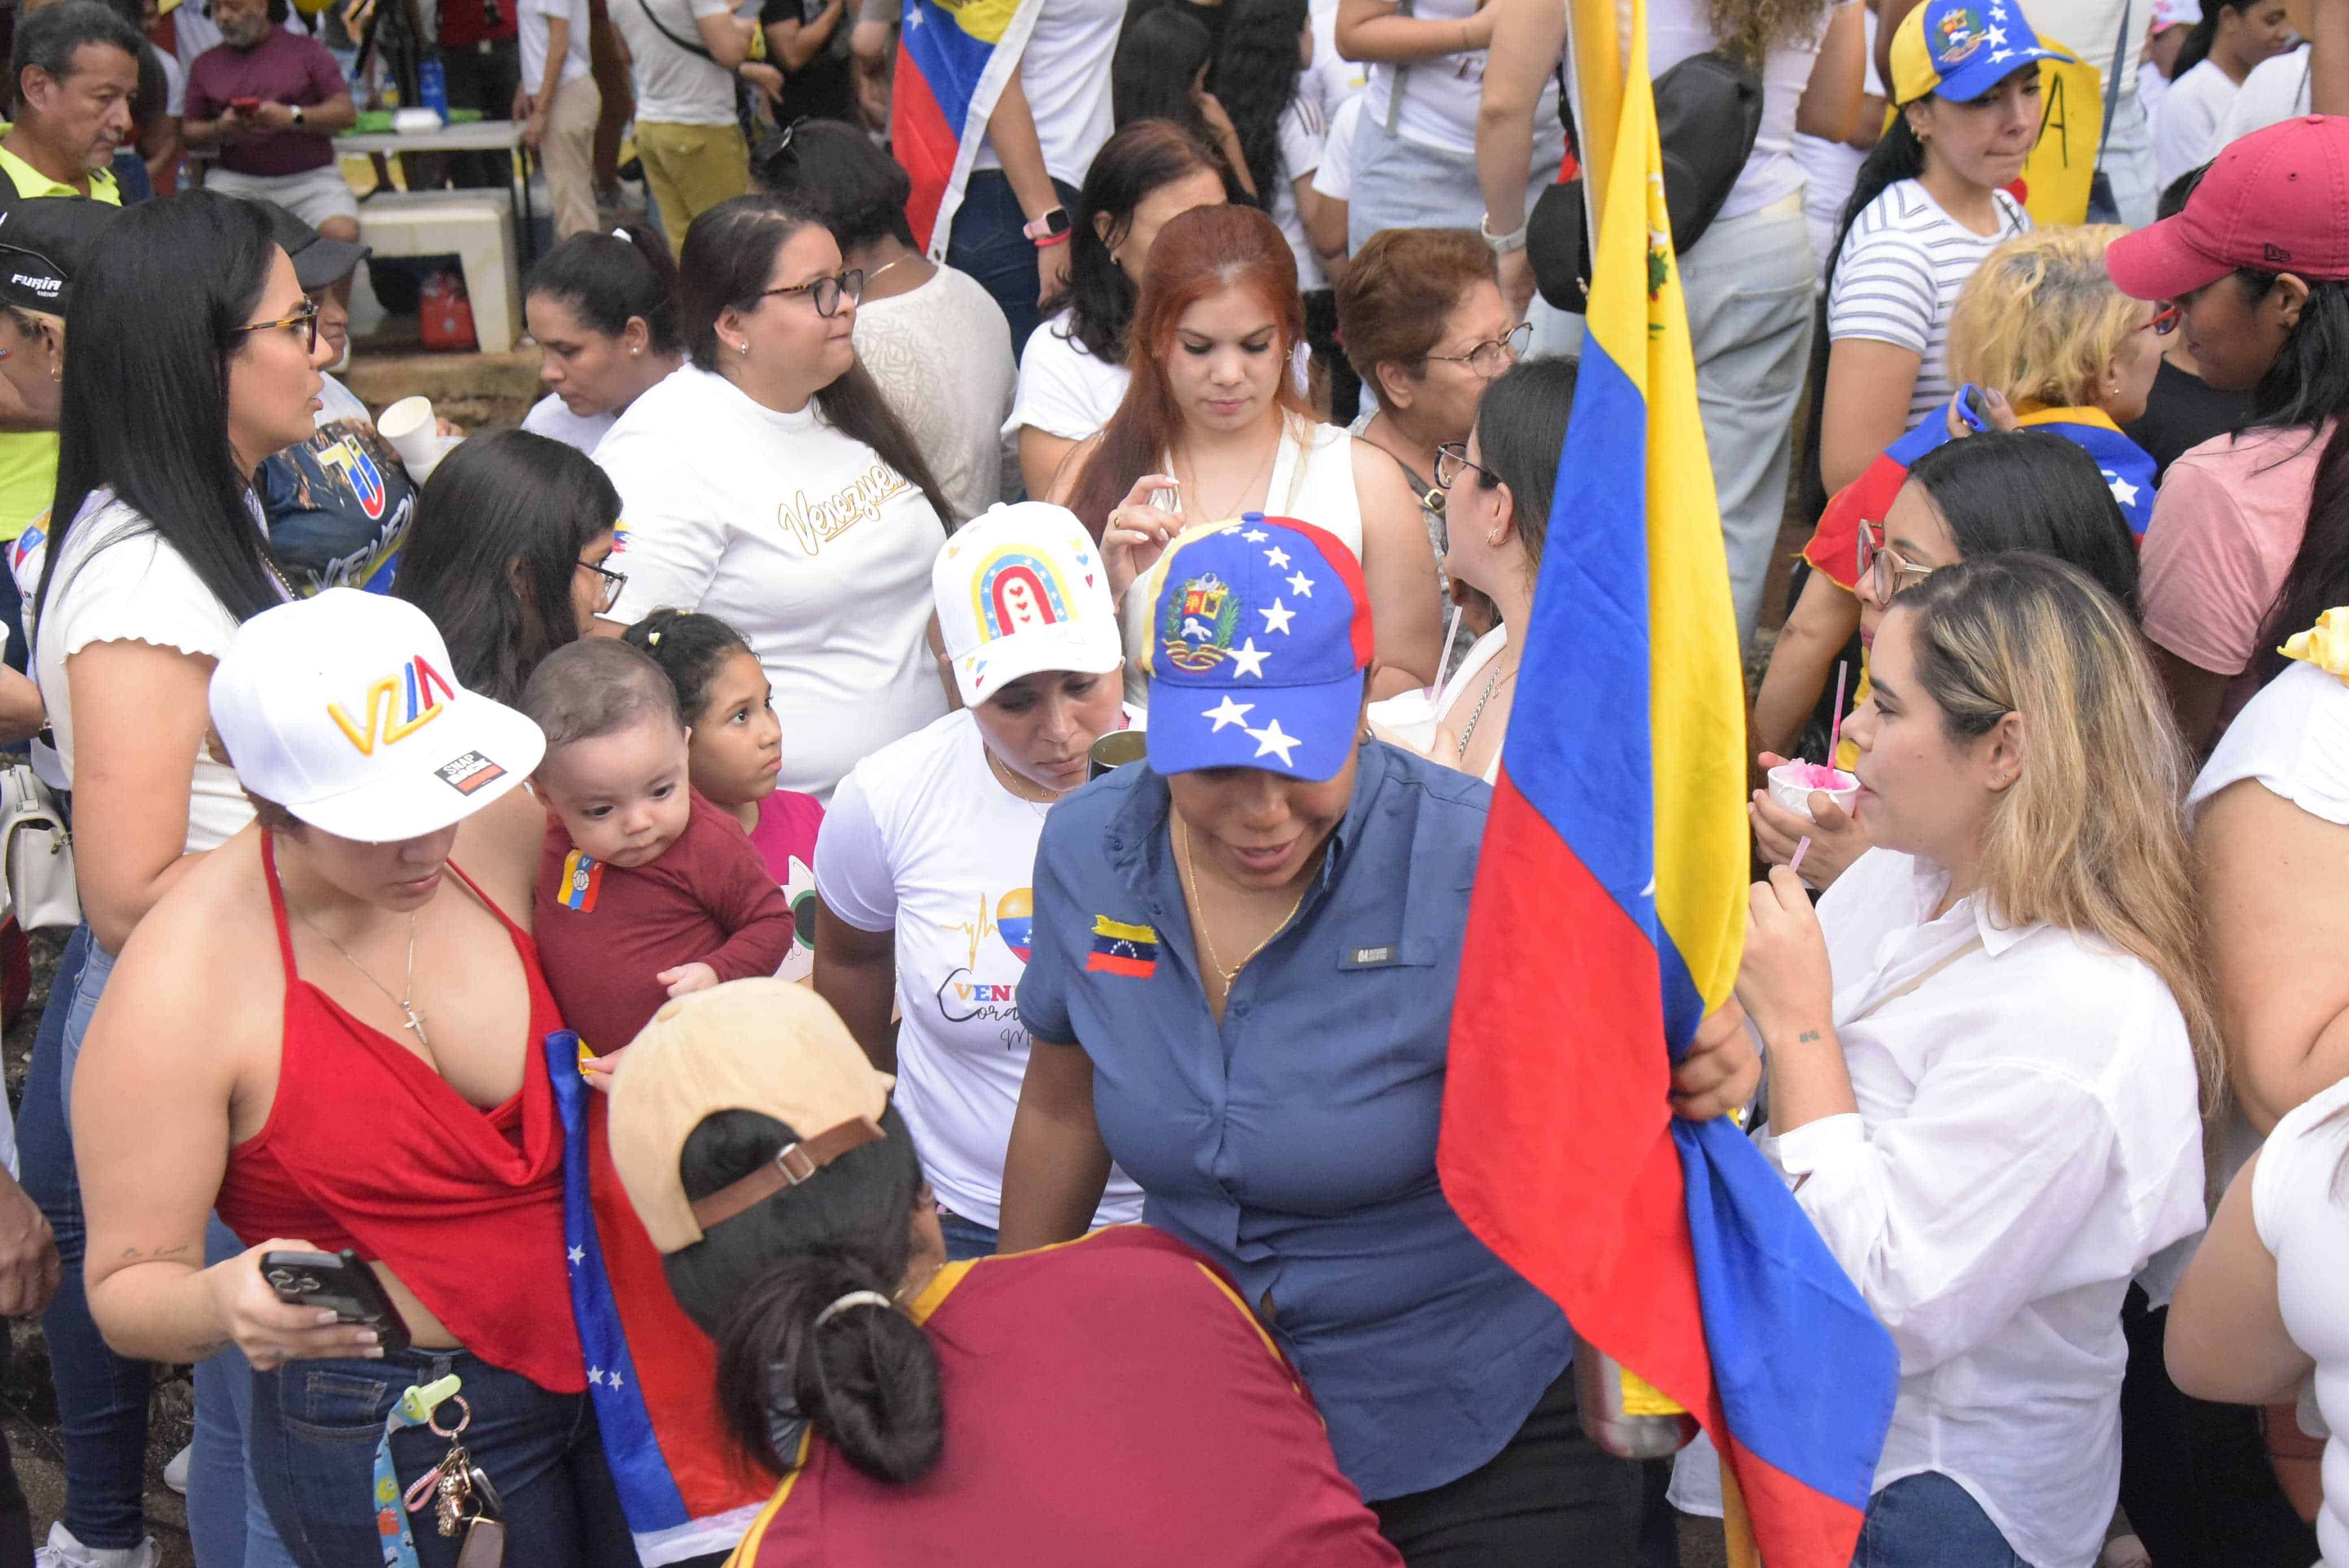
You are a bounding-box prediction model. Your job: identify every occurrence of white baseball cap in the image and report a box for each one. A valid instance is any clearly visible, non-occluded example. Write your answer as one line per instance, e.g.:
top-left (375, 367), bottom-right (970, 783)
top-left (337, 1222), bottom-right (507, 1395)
top-left (932, 502), bottom-right (1122, 709)
top-left (209, 588), bottom-right (546, 843)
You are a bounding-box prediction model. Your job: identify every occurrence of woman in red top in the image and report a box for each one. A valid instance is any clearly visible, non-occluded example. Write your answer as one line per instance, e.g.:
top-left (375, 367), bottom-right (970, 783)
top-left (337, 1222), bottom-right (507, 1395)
top-left (75, 588), bottom-right (634, 1568)
top-left (606, 977), bottom-right (1405, 1568)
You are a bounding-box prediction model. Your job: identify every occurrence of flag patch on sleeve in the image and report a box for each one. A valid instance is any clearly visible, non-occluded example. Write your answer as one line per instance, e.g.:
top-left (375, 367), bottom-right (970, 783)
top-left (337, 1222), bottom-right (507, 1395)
top-left (1086, 916), bottom-right (1158, 977)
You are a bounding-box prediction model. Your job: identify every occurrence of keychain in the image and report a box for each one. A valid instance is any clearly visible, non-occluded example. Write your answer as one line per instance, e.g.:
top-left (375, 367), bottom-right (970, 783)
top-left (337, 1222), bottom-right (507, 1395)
top-left (375, 1379), bottom-right (504, 1568)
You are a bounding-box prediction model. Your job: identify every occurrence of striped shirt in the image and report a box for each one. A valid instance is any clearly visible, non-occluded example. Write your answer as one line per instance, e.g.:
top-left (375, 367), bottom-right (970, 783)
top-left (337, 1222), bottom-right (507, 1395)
top-left (1827, 180), bottom-right (2032, 429)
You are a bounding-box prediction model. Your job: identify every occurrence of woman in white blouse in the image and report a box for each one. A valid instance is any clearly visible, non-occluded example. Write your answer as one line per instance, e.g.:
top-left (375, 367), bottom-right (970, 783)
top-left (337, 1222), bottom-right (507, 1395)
top-left (1734, 553), bottom-right (2215, 1568)
top-left (594, 194), bottom-right (958, 801)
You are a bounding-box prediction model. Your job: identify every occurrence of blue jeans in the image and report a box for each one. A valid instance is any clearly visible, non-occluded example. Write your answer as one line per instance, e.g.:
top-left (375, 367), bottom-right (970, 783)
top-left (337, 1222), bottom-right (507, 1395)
top-left (944, 169), bottom-right (1077, 364)
top-left (937, 1209), bottom-right (998, 1262)
top-left (249, 1348), bottom-right (636, 1568)
top-left (1853, 1473), bottom-right (2031, 1567)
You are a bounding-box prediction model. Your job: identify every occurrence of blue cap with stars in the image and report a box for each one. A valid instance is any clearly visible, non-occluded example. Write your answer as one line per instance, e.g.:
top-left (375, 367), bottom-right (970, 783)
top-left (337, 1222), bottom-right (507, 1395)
top-left (1887, 0), bottom-right (2071, 106)
top-left (1135, 514), bottom-right (1373, 782)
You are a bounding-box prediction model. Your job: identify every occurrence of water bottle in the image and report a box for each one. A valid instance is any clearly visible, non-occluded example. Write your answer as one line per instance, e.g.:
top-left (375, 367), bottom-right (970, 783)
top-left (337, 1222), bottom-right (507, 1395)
top-left (1574, 1333), bottom-right (1700, 1460)
top-left (417, 56), bottom-right (449, 123)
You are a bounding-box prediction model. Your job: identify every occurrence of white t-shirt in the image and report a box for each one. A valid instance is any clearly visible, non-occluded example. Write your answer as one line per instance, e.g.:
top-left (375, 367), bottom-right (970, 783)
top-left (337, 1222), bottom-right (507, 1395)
top-left (595, 365), bottom-right (950, 801)
top-left (1792, 7), bottom-right (1879, 274)
top-left (2154, 58), bottom-right (2237, 190)
top-left (613, 0), bottom-right (740, 126)
top-left (315, 372), bottom-right (371, 429)
top-left (521, 0), bottom-right (593, 93)
top-left (1361, 0), bottom-right (1560, 156)
top-left (1828, 179), bottom-right (2032, 428)
top-left (2020, 0), bottom-right (2143, 98)
top-left (854, 264), bottom-right (1018, 519)
top-left (33, 491), bottom-right (255, 855)
top-left (1006, 311), bottom-right (1129, 443)
top-left (2252, 1075), bottom-right (2349, 1568)
top-left (1274, 95), bottom-right (1330, 292)
top-left (1770, 847), bottom-right (2204, 1568)
top-left (159, 46), bottom-right (186, 118)
top-left (521, 392), bottom-right (618, 454)
top-left (1312, 93), bottom-right (1363, 203)
top-left (814, 708), bottom-right (1145, 1232)
top-left (2217, 43), bottom-right (2311, 146)
top-left (2190, 657), bottom-right (2349, 827)
top-left (970, 0), bottom-right (1124, 189)
top-left (1650, 0), bottom-right (1836, 221)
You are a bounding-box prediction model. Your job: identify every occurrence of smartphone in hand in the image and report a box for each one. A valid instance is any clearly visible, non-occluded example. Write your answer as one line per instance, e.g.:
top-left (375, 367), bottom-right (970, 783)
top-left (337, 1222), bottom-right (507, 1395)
top-left (260, 1248), bottom-right (413, 1356)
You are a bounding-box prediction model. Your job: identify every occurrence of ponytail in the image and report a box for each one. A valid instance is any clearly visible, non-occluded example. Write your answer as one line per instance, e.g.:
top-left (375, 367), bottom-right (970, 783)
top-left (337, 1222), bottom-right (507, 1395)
top-left (662, 1104), bottom-right (947, 1486)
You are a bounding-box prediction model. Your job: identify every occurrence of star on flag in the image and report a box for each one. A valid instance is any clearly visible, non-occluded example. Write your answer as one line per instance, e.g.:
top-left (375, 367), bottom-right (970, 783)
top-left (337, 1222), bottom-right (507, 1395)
top-left (2106, 473), bottom-right (2140, 508)
top-left (1259, 598), bottom-right (1296, 634)
top-left (588, 1366), bottom-right (604, 1384)
top-left (567, 1244), bottom-right (585, 1266)
top-left (1228, 639), bottom-right (1270, 678)
top-left (1203, 695), bottom-right (1254, 730)
top-left (1245, 719), bottom-right (1302, 766)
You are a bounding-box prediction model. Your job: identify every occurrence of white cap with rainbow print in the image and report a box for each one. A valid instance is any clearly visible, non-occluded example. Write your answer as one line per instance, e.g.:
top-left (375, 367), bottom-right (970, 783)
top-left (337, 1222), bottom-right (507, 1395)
top-left (932, 501), bottom-right (1124, 709)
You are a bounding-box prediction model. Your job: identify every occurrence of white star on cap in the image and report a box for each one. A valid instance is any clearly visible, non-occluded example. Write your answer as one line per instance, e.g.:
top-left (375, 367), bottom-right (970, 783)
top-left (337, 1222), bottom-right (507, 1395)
top-left (2106, 473), bottom-right (2139, 509)
top-left (1202, 695), bottom-right (1254, 730)
top-left (1241, 529), bottom-right (1268, 542)
top-left (1990, 46), bottom-right (2012, 59)
top-left (1264, 546), bottom-right (1292, 568)
top-left (1985, 24), bottom-right (2007, 43)
top-left (1228, 638), bottom-right (1270, 678)
top-left (1245, 719), bottom-right (1302, 767)
top-left (1259, 599), bottom-right (1296, 635)
top-left (1286, 570), bottom-right (1315, 597)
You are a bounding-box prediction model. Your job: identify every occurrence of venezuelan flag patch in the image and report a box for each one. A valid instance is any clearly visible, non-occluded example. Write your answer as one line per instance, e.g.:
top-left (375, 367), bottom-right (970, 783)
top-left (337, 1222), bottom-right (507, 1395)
top-left (1086, 916), bottom-right (1158, 978)
top-left (559, 849), bottom-right (603, 912)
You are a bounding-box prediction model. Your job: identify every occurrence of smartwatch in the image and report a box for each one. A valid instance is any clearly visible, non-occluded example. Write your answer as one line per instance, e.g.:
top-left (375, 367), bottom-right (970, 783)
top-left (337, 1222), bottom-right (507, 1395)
top-left (1021, 207), bottom-right (1072, 244)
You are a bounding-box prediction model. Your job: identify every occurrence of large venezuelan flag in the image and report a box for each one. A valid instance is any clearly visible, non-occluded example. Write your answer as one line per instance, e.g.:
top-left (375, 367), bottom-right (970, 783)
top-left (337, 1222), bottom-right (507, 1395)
top-left (1434, 0), bottom-right (1898, 1560)
top-left (891, 0), bottom-right (1043, 255)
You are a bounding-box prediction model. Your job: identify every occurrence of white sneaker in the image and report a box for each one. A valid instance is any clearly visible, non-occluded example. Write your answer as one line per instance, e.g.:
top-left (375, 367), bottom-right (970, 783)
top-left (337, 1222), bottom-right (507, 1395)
top-left (34, 1522), bottom-right (161, 1568)
top-left (161, 1443), bottom-right (190, 1496)
top-left (2098, 1536), bottom-right (2152, 1568)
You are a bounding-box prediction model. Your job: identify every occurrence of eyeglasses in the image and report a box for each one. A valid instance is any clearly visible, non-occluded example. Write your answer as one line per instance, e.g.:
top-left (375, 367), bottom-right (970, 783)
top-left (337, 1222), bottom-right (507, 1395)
top-left (576, 556), bottom-right (627, 612)
top-left (1434, 441), bottom-right (1494, 492)
top-left (1856, 517), bottom-right (1936, 602)
top-left (237, 299), bottom-right (320, 353)
top-left (1425, 320), bottom-right (1532, 377)
top-left (762, 269), bottom-right (865, 318)
top-left (2142, 302), bottom-right (2183, 337)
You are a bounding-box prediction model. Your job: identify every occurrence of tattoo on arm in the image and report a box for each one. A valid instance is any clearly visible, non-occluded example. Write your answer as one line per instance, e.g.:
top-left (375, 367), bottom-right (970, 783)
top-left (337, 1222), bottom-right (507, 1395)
top-left (1797, 1030), bottom-right (1823, 1044)
top-left (117, 1243), bottom-right (193, 1263)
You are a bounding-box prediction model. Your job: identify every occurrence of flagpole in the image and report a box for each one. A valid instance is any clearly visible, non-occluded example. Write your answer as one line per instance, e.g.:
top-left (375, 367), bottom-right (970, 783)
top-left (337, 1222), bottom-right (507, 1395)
top-left (1720, 1458), bottom-right (1761, 1568)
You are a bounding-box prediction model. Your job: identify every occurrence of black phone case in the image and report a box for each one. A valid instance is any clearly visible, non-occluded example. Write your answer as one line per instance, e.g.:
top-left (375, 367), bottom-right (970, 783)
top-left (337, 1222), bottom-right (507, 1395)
top-left (260, 1248), bottom-right (413, 1356)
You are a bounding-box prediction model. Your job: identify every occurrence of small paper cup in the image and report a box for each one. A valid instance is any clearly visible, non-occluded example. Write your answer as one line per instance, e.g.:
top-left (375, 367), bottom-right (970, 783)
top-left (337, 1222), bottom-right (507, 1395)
top-left (1766, 762), bottom-right (1861, 823)
top-left (378, 396), bottom-right (441, 473)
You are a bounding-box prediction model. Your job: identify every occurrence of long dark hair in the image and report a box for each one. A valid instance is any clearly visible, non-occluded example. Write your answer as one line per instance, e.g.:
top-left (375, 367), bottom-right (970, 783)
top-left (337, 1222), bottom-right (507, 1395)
top-left (391, 430), bottom-right (622, 704)
top-left (1208, 0), bottom-right (1308, 211)
top-left (524, 221), bottom-right (683, 356)
top-left (667, 1103), bottom-right (944, 1484)
top-left (1112, 7), bottom-right (1215, 138)
top-left (2239, 274), bottom-right (2349, 681)
top-left (2171, 0), bottom-right (2249, 77)
top-left (678, 195), bottom-right (958, 527)
top-left (752, 119), bottom-right (918, 251)
top-left (1043, 119), bottom-right (1227, 363)
top-left (1468, 357), bottom-right (1579, 573)
top-left (1903, 430), bottom-right (2141, 616)
top-left (37, 191), bottom-right (284, 647)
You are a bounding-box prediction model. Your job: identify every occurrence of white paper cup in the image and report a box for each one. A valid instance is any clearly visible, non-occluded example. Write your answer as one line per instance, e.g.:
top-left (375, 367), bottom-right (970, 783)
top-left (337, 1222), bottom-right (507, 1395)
top-left (1766, 761), bottom-right (1861, 823)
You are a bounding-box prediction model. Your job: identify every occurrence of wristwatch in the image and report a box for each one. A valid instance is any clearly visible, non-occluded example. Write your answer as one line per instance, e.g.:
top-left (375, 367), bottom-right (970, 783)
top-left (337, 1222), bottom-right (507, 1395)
top-left (290, 104), bottom-right (307, 127)
top-left (1021, 207), bottom-right (1072, 244)
top-left (1478, 211), bottom-right (1527, 255)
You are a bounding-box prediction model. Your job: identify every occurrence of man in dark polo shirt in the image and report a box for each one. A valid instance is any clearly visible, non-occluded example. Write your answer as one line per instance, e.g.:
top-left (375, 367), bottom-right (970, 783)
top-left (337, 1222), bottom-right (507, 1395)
top-left (181, 0), bottom-right (358, 243)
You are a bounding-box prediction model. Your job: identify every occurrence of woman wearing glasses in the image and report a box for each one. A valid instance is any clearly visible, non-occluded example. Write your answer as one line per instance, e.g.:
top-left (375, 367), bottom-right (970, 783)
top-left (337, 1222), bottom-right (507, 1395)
top-left (593, 193), bottom-right (957, 802)
top-left (1059, 203), bottom-right (1444, 703)
top-left (392, 430), bottom-right (626, 704)
top-left (19, 190), bottom-right (324, 1568)
top-left (1750, 430), bottom-right (2140, 891)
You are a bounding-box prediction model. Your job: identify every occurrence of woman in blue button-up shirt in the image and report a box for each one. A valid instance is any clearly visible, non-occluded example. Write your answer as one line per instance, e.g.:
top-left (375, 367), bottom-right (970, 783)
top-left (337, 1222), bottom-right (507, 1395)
top-left (998, 512), bottom-right (1758, 1566)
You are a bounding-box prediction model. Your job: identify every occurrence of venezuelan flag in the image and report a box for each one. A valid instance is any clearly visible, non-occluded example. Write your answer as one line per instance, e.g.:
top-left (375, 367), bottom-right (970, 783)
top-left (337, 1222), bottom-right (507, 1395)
top-left (1434, 0), bottom-right (1898, 1560)
top-left (560, 849), bottom-right (602, 913)
top-left (1084, 915), bottom-right (1157, 978)
top-left (891, 0), bottom-right (1045, 255)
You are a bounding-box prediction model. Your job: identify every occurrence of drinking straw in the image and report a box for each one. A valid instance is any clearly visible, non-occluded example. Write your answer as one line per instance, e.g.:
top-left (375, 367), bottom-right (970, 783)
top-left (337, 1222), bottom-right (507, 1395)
top-left (1430, 601), bottom-right (1466, 697)
top-left (1789, 836), bottom-right (1813, 876)
top-left (1827, 659), bottom-right (1850, 765)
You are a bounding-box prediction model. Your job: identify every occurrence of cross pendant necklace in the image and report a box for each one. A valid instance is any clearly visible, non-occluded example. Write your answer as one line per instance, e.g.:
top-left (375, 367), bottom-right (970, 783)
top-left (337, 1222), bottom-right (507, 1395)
top-left (297, 909), bottom-right (430, 1052)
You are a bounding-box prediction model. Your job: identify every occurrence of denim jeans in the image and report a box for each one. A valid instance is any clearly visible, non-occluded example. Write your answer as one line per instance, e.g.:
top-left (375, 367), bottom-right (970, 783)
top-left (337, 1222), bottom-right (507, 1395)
top-left (250, 1348), bottom-right (636, 1568)
top-left (1852, 1473), bottom-right (2031, 1567)
top-left (936, 1209), bottom-right (999, 1262)
top-left (944, 169), bottom-right (1077, 364)
top-left (192, 1218), bottom-right (301, 1568)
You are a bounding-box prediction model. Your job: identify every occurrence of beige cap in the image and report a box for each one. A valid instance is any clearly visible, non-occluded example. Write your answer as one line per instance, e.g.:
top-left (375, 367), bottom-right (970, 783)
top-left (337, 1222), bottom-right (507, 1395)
top-left (607, 979), bottom-right (895, 1255)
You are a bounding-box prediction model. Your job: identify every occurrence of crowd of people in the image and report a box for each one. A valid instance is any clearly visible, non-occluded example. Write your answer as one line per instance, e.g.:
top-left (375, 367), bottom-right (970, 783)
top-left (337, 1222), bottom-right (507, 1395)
top-left (0, 0), bottom-right (2337, 1560)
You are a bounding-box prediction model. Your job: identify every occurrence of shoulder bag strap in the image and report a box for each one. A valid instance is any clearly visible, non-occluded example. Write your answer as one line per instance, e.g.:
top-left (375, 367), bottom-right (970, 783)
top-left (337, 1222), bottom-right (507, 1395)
top-left (633, 0), bottom-right (716, 62)
top-left (2095, 0), bottom-right (2131, 163)
top-left (1382, 0), bottom-right (1415, 135)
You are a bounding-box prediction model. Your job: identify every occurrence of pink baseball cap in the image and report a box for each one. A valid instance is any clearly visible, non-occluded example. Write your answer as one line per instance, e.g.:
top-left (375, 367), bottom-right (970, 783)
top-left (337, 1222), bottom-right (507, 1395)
top-left (2107, 117), bottom-right (2349, 300)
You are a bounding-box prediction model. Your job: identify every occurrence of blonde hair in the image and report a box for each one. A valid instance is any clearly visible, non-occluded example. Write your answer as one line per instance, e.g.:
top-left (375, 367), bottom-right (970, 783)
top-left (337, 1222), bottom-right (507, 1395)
top-left (1898, 554), bottom-right (2224, 1119)
top-left (1946, 226), bottom-right (2144, 412)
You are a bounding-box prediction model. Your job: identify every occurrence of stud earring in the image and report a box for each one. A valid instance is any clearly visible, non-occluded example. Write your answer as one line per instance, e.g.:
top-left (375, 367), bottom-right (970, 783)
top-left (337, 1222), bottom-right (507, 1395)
top-left (1486, 530), bottom-right (1501, 546)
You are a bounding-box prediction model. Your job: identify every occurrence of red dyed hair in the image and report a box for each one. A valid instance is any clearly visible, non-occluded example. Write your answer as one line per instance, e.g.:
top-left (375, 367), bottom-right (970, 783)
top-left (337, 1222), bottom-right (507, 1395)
top-left (1066, 203), bottom-right (1312, 538)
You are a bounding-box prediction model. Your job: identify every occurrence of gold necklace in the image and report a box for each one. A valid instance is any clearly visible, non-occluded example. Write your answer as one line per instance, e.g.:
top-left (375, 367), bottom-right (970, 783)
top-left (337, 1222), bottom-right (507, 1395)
top-left (1176, 816), bottom-right (1310, 989)
top-left (985, 745), bottom-right (1063, 807)
top-left (294, 907), bottom-right (430, 1052)
top-left (1176, 432), bottom-right (1280, 523)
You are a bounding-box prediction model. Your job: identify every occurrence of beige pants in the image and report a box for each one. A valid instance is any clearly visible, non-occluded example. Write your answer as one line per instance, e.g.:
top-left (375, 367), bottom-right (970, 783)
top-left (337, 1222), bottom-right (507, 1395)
top-left (539, 72), bottom-right (602, 241)
top-left (633, 119), bottom-right (750, 255)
